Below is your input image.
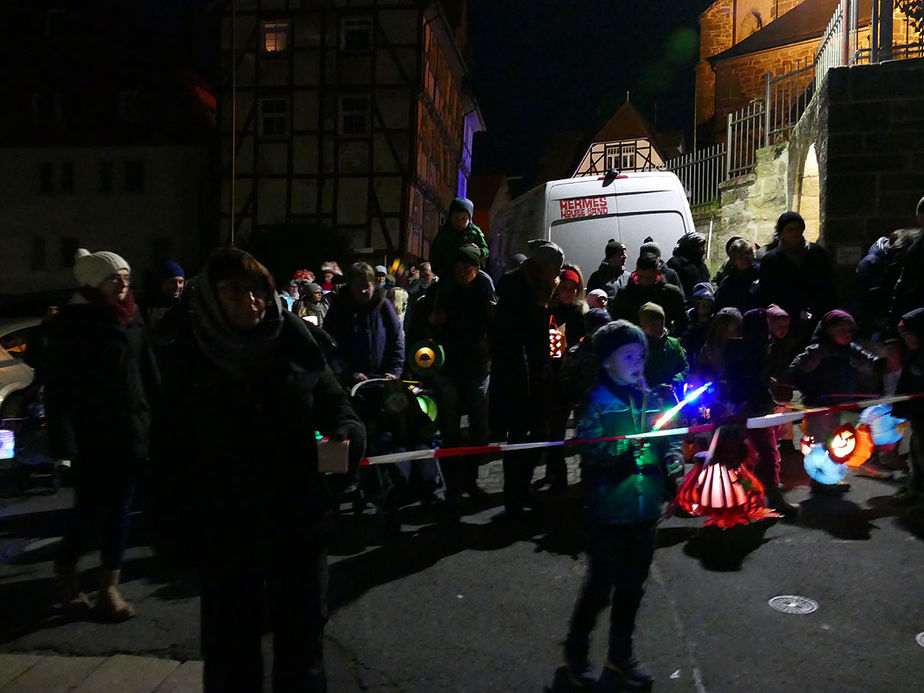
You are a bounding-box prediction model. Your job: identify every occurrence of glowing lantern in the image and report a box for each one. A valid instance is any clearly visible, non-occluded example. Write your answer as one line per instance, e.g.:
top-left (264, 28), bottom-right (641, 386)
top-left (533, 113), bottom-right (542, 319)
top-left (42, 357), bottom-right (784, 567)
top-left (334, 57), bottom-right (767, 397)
top-left (408, 339), bottom-right (445, 375)
top-left (0, 428), bottom-right (13, 460)
top-left (802, 444), bottom-right (848, 485)
top-left (416, 394), bottom-right (438, 422)
top-left (800, 435), bottom-right (815, 456)
top-left (858, 404), bottom-right (906, 446)
top-left (827, 423), bottom-right (874, 467)
top-left (549, 317), bottom-right (565, 359)
top-left (674, 425), bottom-right (779, 528)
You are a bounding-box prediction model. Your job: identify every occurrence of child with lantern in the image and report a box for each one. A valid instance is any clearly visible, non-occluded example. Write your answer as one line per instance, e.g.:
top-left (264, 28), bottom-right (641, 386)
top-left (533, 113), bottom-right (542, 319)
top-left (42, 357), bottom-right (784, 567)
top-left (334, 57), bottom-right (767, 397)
top-left (562, 320), bottom-right (684, 691)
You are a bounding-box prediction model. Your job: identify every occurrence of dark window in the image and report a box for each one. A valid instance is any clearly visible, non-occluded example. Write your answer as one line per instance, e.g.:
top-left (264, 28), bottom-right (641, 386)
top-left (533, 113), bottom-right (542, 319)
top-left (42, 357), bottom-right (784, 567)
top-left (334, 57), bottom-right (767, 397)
top-left (341, 16), bottom-right (372, 51)
top-left (260, 97), bottom-right (288, 137)
top-left (262, 20), bottom-right (289, 53)
top-left (124, 160), bottom-right (144, 193)
top-left (31, 237), bottom-right (47, 271)
top-left (152, 238), bottom-right (172, 263)
top-left (99, 161), bottom-right (113, 194)
top-left (39, 162), bottom-right (54, 194)
top-left (60, 237), bottom-right (79, 268)
top-left (60, 162), bottom-right (74, 194)
top-left (340, 96), bottom-right (370, 135)
top-left (119, 91), bottom-right (140, 122)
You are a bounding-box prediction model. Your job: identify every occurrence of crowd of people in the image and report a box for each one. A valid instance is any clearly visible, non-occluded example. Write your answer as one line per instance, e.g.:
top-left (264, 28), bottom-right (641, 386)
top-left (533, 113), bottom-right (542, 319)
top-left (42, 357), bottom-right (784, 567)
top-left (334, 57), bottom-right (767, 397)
top-left (27, 192), bottom-right (924, 691)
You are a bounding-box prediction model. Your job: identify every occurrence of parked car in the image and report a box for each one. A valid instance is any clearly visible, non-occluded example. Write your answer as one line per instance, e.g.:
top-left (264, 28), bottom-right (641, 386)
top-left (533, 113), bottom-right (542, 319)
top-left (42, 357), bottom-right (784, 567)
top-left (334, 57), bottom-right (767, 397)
top-left (0, 317), bottom-right (42, 420)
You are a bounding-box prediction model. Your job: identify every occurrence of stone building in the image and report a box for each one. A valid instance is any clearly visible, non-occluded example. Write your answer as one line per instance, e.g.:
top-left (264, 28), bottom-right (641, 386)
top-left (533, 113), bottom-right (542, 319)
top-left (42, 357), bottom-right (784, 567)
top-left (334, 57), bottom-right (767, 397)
top-left (695, 0), bottom-right (918, 144)
top-left (219, 0), bottom-right (483, 262)
top-left (0, 1), bottom-right (215, 299)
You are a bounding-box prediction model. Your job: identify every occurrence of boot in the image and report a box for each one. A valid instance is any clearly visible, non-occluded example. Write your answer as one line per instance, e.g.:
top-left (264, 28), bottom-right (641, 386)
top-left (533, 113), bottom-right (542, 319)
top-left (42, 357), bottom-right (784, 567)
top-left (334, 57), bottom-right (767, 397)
top-left (600, 658), bottom-right (653, 691)
top-left (54, 562), bottom-right (91, 616)
top-left (96, 569), bottom-right (135, 622)
top-left (765, 484), bottom-right (799, 517)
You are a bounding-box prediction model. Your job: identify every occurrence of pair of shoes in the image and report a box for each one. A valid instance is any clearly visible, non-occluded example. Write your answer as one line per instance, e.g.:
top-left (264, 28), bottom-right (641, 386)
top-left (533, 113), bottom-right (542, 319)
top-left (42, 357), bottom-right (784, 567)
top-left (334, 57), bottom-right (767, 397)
top-left (601, 658), bottom-right (653, 691)
top-left (765, 485), bottom-right (799, 517)
top-left (563, 661), bottom-right (596, 688)
top-left (853, 460), bottom-right (893, 479)
top-left (96, 570), bottom-right (135, 622)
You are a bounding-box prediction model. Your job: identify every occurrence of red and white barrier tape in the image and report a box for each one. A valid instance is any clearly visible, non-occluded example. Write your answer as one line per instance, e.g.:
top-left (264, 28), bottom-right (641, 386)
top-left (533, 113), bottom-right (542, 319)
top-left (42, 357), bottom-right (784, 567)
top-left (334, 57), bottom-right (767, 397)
top-left (359, 392), bottom-right (924, 467)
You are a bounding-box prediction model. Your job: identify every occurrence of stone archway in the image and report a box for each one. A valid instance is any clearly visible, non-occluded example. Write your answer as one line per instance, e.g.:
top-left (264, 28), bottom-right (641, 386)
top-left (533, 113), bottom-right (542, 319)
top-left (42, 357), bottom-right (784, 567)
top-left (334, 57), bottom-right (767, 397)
top-left (795, 143), bottom-right (820, 242)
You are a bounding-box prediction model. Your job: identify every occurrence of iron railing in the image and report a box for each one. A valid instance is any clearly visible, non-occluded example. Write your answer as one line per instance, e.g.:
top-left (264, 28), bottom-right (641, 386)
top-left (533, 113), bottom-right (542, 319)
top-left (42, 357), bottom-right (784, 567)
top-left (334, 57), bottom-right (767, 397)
top-left (663, 143), bottom-right (727, 208)
top-left (726, 101), bottom-right (766, 179)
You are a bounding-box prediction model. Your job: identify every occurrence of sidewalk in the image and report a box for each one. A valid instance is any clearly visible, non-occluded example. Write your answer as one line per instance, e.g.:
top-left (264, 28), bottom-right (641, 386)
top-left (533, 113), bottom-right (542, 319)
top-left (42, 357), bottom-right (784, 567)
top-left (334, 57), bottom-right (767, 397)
top-left (0, 653), bottom-right (202, 693)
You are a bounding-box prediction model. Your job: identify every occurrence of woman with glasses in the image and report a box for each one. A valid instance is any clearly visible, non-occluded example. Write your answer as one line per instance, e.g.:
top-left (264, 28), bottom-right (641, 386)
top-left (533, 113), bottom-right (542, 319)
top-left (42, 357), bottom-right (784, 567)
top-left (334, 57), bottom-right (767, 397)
top-left (153, 247), bottom-right (365, 692)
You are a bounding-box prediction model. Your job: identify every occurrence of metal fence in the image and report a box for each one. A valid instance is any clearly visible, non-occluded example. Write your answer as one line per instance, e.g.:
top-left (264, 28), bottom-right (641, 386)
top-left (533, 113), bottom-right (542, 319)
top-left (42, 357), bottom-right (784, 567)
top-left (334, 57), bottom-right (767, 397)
top-left (765, 60), bottom-right (815, 144)
top-left (726, 101), bottom-right (766, 179)
top-left (663, 143), bottom-right (727, 208)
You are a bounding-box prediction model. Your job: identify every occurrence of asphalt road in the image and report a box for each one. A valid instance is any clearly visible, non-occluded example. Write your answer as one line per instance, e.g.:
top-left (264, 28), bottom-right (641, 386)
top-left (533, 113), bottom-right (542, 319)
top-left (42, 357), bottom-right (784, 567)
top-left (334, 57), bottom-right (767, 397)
top-left (1, 449), bottom-right (923, 692)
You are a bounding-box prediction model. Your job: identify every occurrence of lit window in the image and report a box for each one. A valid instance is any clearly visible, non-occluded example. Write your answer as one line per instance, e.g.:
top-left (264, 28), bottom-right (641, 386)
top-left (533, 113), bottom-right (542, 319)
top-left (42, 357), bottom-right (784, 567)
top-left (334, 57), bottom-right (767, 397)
top-left (260, 97), bottom-right (288, 137)
top-left (125, 161), bottom-right (144, 193)
top-left (341, 17), bottom-right (372, 51)
top-left (340, 96), bottom-right (370, 135)
top-left (263, 20), bottom-right (289, 53)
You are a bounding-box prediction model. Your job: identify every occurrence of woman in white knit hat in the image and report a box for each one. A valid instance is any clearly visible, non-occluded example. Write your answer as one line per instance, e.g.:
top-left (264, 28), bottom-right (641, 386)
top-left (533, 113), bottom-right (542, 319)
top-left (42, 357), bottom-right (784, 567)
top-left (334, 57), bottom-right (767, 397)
top-left (44, 248), bottom-right (159, 621)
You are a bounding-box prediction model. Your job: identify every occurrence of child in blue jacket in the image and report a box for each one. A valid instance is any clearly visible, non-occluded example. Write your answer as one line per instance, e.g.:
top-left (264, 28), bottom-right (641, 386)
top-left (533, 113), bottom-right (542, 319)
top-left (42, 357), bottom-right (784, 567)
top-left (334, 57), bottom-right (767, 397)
top-left (563, 320), bottom-right (684, 691)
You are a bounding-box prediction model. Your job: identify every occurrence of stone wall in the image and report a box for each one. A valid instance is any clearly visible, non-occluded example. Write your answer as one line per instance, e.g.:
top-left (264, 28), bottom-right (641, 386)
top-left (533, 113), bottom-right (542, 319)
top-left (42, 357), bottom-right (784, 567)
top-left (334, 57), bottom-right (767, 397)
top-left (696, 0), bottom-right (734, 130)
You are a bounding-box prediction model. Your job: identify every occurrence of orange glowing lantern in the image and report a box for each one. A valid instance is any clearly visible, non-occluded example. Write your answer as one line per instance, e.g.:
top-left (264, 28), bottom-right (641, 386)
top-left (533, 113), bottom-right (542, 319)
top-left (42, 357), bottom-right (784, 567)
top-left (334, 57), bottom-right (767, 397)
top-left (800, 435), bottom-right (815, 456)
top-left (549, 317), bottom-right (565, 358)
top-left (827, 423), bottom-right (874, 467)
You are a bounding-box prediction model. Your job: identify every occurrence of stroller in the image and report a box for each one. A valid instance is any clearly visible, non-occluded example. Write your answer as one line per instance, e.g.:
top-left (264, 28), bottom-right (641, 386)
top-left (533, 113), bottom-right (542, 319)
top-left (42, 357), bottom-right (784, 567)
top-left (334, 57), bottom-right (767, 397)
top-left (346, 378), bottom-right (445, 534)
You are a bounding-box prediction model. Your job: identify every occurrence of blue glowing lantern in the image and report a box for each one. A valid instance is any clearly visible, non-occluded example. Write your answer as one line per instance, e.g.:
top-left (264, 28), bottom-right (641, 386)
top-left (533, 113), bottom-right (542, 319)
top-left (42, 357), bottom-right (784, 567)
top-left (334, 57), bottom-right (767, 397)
top-left (803, 443), bottom-right (848, 485)
top-left (858, 404), bottom-right (906, 446)
top-left (0, 428), bottom-right (14, 460)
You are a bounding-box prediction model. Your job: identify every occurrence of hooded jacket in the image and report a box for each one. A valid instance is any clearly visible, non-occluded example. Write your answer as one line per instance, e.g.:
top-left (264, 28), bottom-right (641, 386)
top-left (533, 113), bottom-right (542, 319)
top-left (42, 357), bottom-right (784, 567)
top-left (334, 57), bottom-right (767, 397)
top-left (667, 233), bottom-right (710, 299)
top-left (577, 378), bottom-right (683, 525)
top-left (586, 261), bottom-right (630, 300)
top-left (322, 286), bottom-right (405, 379)
top-left (609, 272), bottom-right (688, 335)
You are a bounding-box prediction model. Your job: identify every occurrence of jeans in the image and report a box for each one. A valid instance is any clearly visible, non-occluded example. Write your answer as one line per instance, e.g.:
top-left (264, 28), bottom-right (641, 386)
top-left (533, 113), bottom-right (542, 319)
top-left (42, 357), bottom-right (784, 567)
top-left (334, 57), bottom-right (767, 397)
top-left (432, 373), bottom-right (489, 499)
top-left (747, 426), bottom-right (781, 486)
top-left (58, 456), bottom-right (140, 571)
top-left (201, 531), bottom-right (329, 693)
top-left (565, 522), bottom-right (656, 664)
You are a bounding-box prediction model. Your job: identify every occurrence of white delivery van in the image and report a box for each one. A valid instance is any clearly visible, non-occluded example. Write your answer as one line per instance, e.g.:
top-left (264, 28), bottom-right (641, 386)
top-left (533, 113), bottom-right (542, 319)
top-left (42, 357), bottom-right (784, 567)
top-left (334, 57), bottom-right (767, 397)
top-left (488, 171), bottom-right (696, 282)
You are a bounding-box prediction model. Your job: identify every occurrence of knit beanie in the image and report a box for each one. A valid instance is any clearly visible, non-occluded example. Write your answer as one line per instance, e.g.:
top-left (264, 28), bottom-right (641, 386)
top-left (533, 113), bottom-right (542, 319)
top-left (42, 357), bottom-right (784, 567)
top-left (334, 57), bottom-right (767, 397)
top-left (374, 265), bottom-right (388, 276)
top-left (449, 196), bottom-right (474, 218)
top-left (455, 244), bottom-right (482, 267)
top-left (692, 281), bottom-right (715, 303)
top-left (561, 268), bottom-right (580, 285)
top-left (639, 241), bottom-right (661, 258)
top-left (73, 248), bottom-right (130, 288)
top-left (766, 304), bottom-right (789, 320)
top-left (605, 239), bottom-right (626, 259)
top-left (158, 260), bottom-right (185, 281)
top-left (306, 282), bottom-right (322, 294)
top-left (638, 301), bottom-right (665, 322)
top-left (527, 239), bottom-right (564, 268)
top-left (678, 231), bottom-right (706, 250)
top-left (593, 319), bottom-right (647, 361)
top-left (775, 211), bottom-right (805, 233)
top-left (821, 309), bottom-right (856, 330)
top-left (584, 307), bottom-right (611, 334)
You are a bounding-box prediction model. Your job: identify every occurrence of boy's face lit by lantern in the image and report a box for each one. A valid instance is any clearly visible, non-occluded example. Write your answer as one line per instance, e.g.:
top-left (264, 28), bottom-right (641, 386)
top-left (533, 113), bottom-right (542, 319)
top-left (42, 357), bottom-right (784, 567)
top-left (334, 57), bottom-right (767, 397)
top-left (603, 343), bottom-right (646, 386)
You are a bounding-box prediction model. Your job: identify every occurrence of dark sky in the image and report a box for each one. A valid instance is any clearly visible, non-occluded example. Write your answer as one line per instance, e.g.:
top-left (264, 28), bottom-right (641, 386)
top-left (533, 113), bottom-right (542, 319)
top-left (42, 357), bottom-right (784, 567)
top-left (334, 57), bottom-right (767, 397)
top-left (467, 0), bottom-right (714, 181)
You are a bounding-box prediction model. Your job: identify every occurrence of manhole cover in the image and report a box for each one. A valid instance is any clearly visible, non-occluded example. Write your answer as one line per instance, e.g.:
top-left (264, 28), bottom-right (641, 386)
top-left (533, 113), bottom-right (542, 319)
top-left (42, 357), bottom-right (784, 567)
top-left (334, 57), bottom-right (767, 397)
top-left (768, 595), bottom-right (818, 614)
top-left (916, 632), bottom-right (924, 648)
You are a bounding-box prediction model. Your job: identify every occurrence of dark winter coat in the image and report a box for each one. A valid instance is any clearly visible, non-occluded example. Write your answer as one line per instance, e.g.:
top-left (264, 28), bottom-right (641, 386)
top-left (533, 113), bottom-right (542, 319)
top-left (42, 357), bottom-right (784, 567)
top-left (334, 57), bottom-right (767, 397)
top-left (666, 248), bottom-right (710, 300)
top-left (551, 301), bottom-right (586, 351)
top-left (609, 273), bottom-right (688, 336)
top-left (759, 241), bottom-right (835, 320)
top-left (643, 332), bottom-right (688, 390)
top-left (428, 222), bottom-right (489, 279)
top-left (715, 265), bottom-right (760, 313)
top-left (151, 310), bottom-right (365, 560)
top-left (586, 261), bottom-right (629, 301)
top-left (719, 310), bottom-right (774, 415)
top-left (408, 272), bottom-right (496, 379)
top-left (322, 286), bottom-right (405, 379)
top-left (577, 378), bottom-right (684, 525)
top-left (44, 297), bottom-right (160, 461)
top-left (788, 322), bottom-right (885, 406)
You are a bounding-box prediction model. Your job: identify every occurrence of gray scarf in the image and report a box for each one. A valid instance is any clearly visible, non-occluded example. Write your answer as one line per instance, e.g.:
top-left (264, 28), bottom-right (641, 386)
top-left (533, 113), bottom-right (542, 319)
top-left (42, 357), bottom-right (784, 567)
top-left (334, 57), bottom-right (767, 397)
top-left (189, 270), bottom-right (284, 379)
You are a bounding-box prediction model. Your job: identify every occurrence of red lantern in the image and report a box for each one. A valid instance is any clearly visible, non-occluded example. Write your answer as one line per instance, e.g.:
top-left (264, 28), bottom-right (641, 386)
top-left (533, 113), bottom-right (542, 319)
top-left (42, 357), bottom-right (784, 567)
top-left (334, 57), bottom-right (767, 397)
top-left (828, 423), bottom-right (874, 467)
top-left (549, 317), bottom-right (565, 358)
top-left (674, 425), bottom-right (780, 529)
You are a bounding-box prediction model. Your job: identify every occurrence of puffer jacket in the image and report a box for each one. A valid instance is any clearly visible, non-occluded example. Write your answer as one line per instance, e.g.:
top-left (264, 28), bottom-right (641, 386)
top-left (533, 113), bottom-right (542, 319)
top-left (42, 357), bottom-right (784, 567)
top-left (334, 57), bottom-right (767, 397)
top-left (577, 378), bottom-right (684, 525)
